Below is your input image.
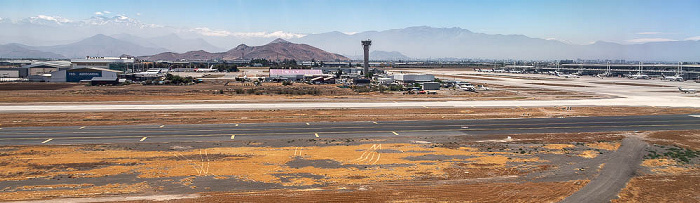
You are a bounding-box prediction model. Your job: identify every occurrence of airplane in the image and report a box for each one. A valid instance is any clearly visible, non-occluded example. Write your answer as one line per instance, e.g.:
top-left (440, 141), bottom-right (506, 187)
top-left (627, 74), bottom-right (649, 80)
top-left (555, 72), bottom-right (580, 78)
top-left (456, 82), bottom-right (476, 92)
top-left (135, 69), bottom-right (166, 77)
top-left (195, 65), bottom-right (218, 72)
top-left (596, 72), bottom-right (612, 78)
top-left (678, 87), bottom-right (697, 94)
top-left (662, 74), bottom-right (684, 82)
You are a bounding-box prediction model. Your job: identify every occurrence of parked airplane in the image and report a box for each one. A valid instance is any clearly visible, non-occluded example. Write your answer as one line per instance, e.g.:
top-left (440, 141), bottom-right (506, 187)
top-left (662, 74), bottom-right (684, 82)
top-left (195, 65), bottom-right (218, 72)
top-left (135, 69), bottom-right (167, 77)
top-left (627, 74), bottom-right (649, 80)
top-left (555, 72), bottom-right (580, 78)
top-left (678, 87), bottom-right (697, 94)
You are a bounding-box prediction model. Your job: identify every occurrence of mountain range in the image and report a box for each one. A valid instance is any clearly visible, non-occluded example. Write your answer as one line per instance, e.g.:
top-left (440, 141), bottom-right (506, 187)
top-left (1, 24), bottom-right (700, 61)
top-left (141, 38), bottom-right (349, 61)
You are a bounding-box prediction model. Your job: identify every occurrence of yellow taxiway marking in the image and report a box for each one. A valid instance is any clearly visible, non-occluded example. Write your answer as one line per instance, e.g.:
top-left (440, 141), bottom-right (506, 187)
top-left (235, 124), bottom-right (239, 127)
top-left (139, 137), bottom-right (147, 142)
top-left (41, 139), bottom-right (52, 144)
top-left (392, 131), bottom-right (399, 135)
top-left (314, 133), bottom-right (319, 137)
top-left (79, 126), bottom-right (86, 129)
top-left (159, 125), bottom-right (165, 128)
top-left (372, 121), bottom-right (378, 124)
top-left (230, 135), bottom-right (235, 140)
top-left (306, 123), bottom-right (310, 126)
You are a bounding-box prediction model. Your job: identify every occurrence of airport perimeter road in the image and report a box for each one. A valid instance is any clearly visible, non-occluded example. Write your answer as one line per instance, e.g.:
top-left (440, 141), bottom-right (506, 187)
top-left (561, 137), bottom-right (647, 203)
top-left (0, 114), bottom-right (698, 145)
top-left (0, 95), bottom-right (699, 113)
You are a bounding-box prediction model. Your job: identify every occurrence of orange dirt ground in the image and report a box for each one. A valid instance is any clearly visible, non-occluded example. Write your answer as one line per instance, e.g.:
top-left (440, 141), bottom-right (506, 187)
top-left (2, 106), bottom-right (699, 128)
top-left (0, 80), bottom-right (600, 104)
top-left (166, 180), bottom-right (588, 203)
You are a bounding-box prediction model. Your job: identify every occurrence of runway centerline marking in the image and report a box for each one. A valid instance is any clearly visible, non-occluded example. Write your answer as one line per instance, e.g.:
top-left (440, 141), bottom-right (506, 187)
top-left (41, 139), bottom-right (52, 144)
top-left (139, 137), bottom-right (147, 142)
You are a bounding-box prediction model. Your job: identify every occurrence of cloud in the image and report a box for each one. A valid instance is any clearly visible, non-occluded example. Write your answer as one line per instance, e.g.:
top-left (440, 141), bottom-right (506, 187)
top-left (103, 11), bottom-right (111, 14)
top-left (136, 13), bottom-right (141, 16)
top-left (343, 32), bottom-right (358, 35)
top-left (190, 27), bottom-right (233, 37)
top-left (190, 27), bottom-right (306, 38)
top-left (685, 36), bottom-right (700, 41)
top-left (29, 15), bottom-right (72, 24)
top-left (626, 38), bottom-right (677, 43)
top-left (636, 32), bottom-right (662, 35)
top-left (94, 11), bottom-right (103, 15)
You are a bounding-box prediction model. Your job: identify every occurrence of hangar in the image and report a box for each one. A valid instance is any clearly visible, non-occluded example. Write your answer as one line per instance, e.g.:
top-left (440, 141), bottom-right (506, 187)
top-left (50, 67), bottom-right (121, 83)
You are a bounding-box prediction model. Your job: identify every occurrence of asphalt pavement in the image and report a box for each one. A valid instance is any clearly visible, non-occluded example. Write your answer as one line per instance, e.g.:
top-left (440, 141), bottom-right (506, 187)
top-left (0, 114), bottom-right (697, 145)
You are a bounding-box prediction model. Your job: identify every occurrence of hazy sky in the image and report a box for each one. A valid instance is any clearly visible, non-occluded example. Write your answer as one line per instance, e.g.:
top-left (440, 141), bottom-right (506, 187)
top-left (1, 0), bottom-right (699, 44)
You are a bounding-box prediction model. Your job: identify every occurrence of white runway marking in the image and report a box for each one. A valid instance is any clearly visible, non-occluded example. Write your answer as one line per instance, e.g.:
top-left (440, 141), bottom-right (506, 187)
top-left (41, 139), bottom-right (52, 144)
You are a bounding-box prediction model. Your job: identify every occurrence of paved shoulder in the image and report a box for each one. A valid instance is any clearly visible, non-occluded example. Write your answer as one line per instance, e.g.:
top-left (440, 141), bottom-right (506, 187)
top-left (561, 137), bottom-right (647, 203)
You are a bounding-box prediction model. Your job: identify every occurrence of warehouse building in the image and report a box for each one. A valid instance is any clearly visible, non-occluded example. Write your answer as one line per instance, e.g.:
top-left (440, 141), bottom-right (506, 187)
top-left (50, 67), bottom-right (120, 83)
top-left (392, 74), bottom-right (435, 83)
top-left (71, 56), bottom-right (134, 69)
top-left (269, 69), bottom-right (323, 81)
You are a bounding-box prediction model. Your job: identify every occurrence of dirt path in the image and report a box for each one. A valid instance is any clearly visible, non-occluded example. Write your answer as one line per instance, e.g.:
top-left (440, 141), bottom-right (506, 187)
top-left (561, 137), bottom-right (647, 203)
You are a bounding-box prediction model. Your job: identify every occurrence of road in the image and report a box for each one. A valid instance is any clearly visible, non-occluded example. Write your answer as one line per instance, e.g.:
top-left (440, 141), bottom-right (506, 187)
top-left (0, 114), bottom-right (697, 145)
top-left (0, 95), bottom-right (698, 113)
top-left (561, 137), bottom-right (647, 203)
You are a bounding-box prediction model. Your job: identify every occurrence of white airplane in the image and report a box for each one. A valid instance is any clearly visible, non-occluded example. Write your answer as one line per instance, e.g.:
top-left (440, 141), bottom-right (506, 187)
top-left (135, 69), bottom-right (166, 77)
top-left (662, 75), bottom-right (684, 82)
top-left (195, 65), bottom-right (218, 72)
top-left (678, 87), bottom-right (696, 94)
top-left (628, 74), bottom-right (649, 80)
top-left (555, 72), bottom-right (580, 78)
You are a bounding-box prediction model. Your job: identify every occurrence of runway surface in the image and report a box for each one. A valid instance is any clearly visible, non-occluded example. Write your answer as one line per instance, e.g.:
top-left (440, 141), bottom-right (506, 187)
top-left (0, 114), bottom-right (698, 145)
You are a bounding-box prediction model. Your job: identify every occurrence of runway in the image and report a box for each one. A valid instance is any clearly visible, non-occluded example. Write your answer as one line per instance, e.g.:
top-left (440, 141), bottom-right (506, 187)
top-left (0, 114), bottom-right (698, 145)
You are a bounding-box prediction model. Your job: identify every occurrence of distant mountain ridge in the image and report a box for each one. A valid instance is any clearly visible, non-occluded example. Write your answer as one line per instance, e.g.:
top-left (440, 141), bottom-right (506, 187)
top-left (0, 43), bottom-right (65, 59)
top-left (292, 26), bottom-right (700, 61)
top-left (141, 38), bottom-right (349, 61)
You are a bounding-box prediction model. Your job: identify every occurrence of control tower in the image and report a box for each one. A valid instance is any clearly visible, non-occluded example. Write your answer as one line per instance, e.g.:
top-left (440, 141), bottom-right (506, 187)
top-left (361, 40), bottom-right (372, 78)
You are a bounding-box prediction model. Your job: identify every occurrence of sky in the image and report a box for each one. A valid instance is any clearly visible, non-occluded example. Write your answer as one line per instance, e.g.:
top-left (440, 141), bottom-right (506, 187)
top-left (1, 0), bottom-right (699, 44)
